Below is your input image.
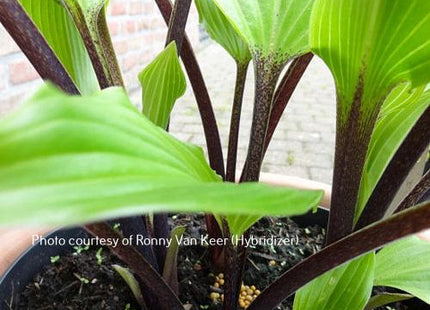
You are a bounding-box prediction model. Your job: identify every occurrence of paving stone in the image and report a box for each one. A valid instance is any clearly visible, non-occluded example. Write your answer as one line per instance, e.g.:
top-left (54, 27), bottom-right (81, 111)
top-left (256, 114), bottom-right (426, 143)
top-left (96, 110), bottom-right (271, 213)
top-left (286, 131), bottom-right (322, 143)
top-left (303, 142), bottom-right (334, 155)
top-left (294, 152), bottom-right (334, 170)
top-left (299, 121), bottom-right (334, 133)
top-left (262, 165), bottom-right (310, 179)
top-left (310, 167), bottom-right (333, 184)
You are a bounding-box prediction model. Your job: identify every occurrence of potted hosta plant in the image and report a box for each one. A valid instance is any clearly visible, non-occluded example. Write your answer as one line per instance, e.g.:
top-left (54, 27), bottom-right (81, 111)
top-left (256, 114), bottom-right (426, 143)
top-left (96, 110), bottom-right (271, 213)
top-left (0, 0), bottom-right (430, 309)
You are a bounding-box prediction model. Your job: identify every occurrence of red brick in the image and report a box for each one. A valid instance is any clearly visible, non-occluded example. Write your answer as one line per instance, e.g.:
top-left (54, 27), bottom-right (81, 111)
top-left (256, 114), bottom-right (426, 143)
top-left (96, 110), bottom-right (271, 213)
top-left (141, 32), bottom-right (156, 45)
top-left (0, 94), bottom-right (24, 116)
top-left (151, 16), bottom-right (165, 28)
top-left (140, 49), bottom-right (152, 65)
top-left (9, 60), bottom-right (39, 84)
top-left (0, 103), bottom-right (14, 117)
top-left (113, 39), bottom-right (128, 55)
top-left (122, 52), bottom-right (140, 72)
top-left (0, 66), bottom-right (5, 90)
top-left (125, 20), bottom-right (137, 34)
top-left (108, 20), bottom-right (120, 36)
top-left (0, 30), bottom-right (20, 57)
top-left (129, 1), bottom-right (144, 15)
top-left (140, 18), bottom-right (152, 30)
top-left (136, 20), bottom-right (147, 31)
top-left (127, 37), bottom-right (144, 50)
top-left (110, 1), bottom-right (126, 15)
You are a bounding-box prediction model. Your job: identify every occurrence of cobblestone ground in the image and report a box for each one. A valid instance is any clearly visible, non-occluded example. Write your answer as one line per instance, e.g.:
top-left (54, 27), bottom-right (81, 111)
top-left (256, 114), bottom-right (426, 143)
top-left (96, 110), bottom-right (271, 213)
top-left (166, 43), bottom-right (337, 184)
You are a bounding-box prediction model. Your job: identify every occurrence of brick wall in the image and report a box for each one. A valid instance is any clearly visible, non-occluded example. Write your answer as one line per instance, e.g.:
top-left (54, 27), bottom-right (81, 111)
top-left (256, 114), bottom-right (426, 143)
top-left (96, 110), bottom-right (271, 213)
top-left (0, 0), bottom-right (201, 115)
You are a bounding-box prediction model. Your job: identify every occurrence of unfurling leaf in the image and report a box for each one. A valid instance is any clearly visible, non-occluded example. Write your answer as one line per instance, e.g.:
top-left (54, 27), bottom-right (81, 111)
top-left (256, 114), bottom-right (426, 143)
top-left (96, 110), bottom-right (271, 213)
top-left (162, 226), bottom-right (186, 295)
top-left (113, 264), bottom-right (146, 308)
top-left (138, 42), bottom-right (186, 129)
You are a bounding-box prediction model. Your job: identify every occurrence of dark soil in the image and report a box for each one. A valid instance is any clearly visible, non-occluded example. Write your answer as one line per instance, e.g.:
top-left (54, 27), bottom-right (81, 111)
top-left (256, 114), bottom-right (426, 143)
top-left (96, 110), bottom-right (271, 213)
top-left (15, 246), bottom-right (140, 310)
top-left (11, 214), bottom-right (426, 310)
top-left (173, 214), bottom-right (325, 310)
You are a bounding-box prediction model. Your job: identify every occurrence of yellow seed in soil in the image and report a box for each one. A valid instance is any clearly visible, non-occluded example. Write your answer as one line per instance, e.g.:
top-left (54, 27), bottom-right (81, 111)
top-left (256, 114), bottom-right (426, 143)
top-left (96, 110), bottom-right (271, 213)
top-left (218, 273), bottom-right (224, 279)
top-left (241, 284), bottom-right (246, 291)
top-left (241, 291), bottom-right (247, 296)
top-left (255, 289), bottom-right (261, 295)
top-left (219, 279), bottom-right (225, 285)
top-left (239, 301), bottom-right (246, 308)
top-left (221, 294), bottom-right (224, 302)
top-left (215, 276), bottom-right (220, 282)
top-left (250, 285), bottom-right (256, 291)
top-left (214, 282), bottom-right (220, 288)
top-left (246, 289), bottom-right (253, 295)
top-left (210, 292), bottom-right (220, 300)
top-left (269, 260), bottom-right (276, 266)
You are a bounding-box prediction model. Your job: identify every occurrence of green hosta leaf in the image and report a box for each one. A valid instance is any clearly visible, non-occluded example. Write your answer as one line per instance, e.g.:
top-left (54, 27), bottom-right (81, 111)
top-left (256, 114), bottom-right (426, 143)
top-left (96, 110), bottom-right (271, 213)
top-left (113, 265), bottom-right (146, 307)
top-left (138, 42), bottom-right (186, 129)
top-left (162, 226), bottom-right (186, 294)
top-left (311, 0), bottom-right (430, 124)
top-left (374, 236), bottom-right (430, 305)
top-left (19, 0), bottom-right (99, 94)
top-left (356, 86), bottom-right (430, 220)
top-left (364, 293), bottom-right (413, 310)
top-left (213, 0), bottom-right (314, 63)
top-left (293, 253), bottom-right (375, 310)
top-left (0, 85), bottom-right (323, 237)
top-left (195, 0), bottom-right (251, 65)
top-left (311, 1), bottom-right (430, 238)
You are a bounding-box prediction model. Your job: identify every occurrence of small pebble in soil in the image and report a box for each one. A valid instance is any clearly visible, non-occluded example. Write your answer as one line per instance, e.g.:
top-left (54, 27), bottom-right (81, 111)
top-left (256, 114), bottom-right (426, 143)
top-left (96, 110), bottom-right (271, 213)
top-left (208, 273), bottom-right (260, 309)
top-left (176, 215), bottom-right (326, 310)
top-left (16, 247), bottom-right (140, 310)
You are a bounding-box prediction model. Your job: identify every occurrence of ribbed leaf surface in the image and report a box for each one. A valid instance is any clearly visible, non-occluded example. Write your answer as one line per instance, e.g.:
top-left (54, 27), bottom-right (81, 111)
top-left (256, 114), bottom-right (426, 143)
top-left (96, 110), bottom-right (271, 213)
top-left (311, 0), bottom-right (430, 122)
top-left (138, 42), bottom-right (186, 129)
top-left (195, 0), bottom-right (250, 64)
top-left (294, 253), bottom-right (375, 310)
top-left (375, 236), bottom-right (430, 305)
top-left (0, 85), bottom-right (323, 237)
top-left (19, 0), bottom-right (99, 94)
top-left (213, 0), bottom-right (314, 62)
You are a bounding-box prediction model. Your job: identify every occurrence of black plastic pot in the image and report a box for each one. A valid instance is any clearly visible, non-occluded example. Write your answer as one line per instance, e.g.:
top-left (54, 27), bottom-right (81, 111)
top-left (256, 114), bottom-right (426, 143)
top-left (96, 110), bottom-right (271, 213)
top-left (0, 227), bottom-right (89, 307)
top-left (291, 206), bottom-right (329, 228)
